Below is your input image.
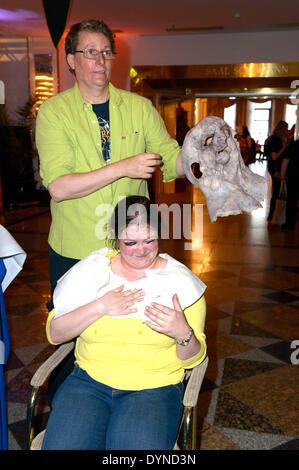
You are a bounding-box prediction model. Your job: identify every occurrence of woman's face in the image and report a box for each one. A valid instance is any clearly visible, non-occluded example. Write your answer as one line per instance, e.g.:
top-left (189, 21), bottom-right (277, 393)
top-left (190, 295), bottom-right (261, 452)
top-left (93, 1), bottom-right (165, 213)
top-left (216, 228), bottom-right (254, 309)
top-left (118, 224), bottom-right (159, 271)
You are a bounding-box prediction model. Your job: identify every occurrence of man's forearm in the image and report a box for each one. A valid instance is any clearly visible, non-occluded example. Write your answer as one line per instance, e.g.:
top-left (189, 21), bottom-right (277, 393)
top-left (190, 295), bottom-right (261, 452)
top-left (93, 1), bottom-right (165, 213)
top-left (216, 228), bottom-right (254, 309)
top-left (176, 151), bottom-right (185, 177)
top-left (47, 152), bottom-right (162, 202)
top-left (48, 162), bottom-right (124, 202)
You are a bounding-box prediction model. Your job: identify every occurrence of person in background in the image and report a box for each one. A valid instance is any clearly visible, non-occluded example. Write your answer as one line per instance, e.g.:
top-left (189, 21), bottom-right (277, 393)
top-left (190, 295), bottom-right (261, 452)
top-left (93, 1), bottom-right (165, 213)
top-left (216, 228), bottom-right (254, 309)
top-left (41, 196), bottom-right (207, 450)
top-left (264, 121), bottom-right (289, 221)
top-left (239, 126), bottom-right (255, 166)
top-left (288, 124), bottom-right (295, 143)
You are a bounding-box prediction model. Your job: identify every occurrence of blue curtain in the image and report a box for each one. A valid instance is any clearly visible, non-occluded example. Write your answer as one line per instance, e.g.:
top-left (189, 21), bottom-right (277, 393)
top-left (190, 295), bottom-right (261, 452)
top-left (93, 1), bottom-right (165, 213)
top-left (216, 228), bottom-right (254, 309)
top-left (0, 259), bottom-right (10, 450)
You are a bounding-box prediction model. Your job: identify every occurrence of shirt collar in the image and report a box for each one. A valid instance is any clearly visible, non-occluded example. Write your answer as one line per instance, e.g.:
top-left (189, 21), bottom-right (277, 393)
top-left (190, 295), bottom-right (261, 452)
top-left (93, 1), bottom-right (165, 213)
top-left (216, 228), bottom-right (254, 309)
top-left (74, 81), bottom-right (122, 110)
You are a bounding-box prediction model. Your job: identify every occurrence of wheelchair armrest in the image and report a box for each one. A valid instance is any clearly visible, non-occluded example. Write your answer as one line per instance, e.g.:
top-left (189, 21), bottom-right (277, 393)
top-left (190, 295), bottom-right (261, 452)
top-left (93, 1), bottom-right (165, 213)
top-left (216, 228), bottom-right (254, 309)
top-left (183, 356), bottom-right (208, 407)
top-left (30, 341), bottom-right (75, 387)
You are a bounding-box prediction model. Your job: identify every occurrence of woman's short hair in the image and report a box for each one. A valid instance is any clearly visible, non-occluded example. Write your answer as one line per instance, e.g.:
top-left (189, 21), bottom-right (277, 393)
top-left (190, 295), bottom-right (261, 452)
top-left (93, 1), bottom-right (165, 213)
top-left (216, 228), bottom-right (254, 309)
top-left (65, 19), bottom-right (115, 74)
top-left (110, 196), bottom-right (161, 240)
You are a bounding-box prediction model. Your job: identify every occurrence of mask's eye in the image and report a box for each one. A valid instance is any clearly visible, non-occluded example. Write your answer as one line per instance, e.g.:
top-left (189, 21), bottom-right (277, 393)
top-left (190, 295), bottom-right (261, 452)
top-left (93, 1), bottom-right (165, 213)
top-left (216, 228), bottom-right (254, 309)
top-left (221, 125), bottom-right (230, 136)
top-left (204, 135), bottom-right (214, 146)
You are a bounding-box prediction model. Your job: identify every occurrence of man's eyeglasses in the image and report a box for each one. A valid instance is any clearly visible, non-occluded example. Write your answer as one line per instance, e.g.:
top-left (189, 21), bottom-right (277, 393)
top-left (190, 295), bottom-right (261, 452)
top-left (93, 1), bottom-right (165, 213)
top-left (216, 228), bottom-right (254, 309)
top-left (75, 48), bottom-right (115, 60)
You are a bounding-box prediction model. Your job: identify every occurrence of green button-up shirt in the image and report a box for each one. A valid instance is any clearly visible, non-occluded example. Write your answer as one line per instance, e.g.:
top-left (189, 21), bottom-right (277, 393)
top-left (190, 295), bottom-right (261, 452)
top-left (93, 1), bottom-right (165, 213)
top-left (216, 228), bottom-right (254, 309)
top-left (36, 82), bottom-right (180, 259)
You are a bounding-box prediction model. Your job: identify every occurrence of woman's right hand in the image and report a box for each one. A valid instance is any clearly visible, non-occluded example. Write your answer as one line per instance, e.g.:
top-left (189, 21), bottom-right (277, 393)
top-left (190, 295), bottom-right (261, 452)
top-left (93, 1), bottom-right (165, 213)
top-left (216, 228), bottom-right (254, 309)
top-left (96, 285), bottom-right (144, 316)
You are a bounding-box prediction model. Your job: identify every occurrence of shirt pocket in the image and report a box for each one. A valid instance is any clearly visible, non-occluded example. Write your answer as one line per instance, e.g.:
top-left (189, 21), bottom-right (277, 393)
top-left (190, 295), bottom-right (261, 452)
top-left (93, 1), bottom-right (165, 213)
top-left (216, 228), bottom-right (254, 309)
top-left (120, 129), bottom-right (146, 158)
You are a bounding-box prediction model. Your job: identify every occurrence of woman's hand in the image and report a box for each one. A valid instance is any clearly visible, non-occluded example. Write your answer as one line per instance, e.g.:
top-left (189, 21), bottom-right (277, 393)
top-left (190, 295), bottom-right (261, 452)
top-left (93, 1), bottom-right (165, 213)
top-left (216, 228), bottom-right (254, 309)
top-left (49, 286), bottom-right (144, 344)
top-left (96, 285), bottom-right (144, 316)
top-left (144, 294), bottom-right (190, 341)
top-left (144, 294), bottom-right (203, 360)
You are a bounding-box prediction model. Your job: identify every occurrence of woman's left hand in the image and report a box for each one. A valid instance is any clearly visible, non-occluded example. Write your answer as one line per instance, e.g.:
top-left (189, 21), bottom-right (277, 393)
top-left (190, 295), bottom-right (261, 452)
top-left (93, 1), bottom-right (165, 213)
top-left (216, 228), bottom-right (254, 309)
top-left (144, 294), bottom-right (190, 341)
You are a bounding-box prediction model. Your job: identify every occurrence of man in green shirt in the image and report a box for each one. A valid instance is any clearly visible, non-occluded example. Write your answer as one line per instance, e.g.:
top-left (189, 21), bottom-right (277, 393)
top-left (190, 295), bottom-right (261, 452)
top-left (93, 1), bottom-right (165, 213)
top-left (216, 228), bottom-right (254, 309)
top-left (36, 19), bottom-right (183, 302)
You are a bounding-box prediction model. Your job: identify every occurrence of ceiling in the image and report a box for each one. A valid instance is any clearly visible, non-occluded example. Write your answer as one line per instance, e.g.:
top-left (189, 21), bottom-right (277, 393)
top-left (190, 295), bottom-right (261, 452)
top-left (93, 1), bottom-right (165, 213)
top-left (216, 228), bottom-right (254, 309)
top-left (0, 0), bottom-right (299, 38)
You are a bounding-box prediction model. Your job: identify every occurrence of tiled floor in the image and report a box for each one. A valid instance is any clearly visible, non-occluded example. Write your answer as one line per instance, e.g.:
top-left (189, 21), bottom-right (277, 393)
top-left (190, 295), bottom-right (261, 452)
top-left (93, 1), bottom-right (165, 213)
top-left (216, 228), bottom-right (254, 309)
top-left (2, 161), bottom-right (299, 450)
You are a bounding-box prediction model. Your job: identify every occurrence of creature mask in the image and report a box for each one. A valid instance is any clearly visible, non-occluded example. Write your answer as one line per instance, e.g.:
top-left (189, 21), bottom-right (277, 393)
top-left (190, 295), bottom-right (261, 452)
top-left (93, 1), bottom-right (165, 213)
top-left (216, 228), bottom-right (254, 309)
top-left (181, 116), bottom-right (268, 222)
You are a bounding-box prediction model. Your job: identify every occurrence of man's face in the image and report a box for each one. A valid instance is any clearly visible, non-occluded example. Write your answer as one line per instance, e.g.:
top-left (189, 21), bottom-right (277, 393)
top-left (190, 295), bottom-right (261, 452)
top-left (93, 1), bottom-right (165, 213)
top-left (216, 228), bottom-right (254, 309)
top-left (67, 31), bottom-right (113, 95)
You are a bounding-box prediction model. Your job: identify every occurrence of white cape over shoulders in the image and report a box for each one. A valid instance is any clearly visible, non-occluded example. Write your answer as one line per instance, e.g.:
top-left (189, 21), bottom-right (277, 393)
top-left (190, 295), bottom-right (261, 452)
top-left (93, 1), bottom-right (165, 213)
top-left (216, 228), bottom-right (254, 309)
top-left (53, 248), bottom-right (206, 322)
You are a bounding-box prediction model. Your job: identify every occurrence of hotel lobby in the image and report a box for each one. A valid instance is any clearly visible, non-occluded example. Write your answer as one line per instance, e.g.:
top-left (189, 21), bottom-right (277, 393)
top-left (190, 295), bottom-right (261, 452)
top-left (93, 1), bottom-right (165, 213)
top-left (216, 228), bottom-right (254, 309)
top-left (1, 0), bottom-right (299, 452)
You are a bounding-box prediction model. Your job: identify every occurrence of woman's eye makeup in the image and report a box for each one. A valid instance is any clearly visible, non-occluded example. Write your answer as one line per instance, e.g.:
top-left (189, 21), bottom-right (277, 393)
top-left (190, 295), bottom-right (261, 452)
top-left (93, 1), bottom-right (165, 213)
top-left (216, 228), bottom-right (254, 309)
top-left (123, 239), bottom-right (155, 246)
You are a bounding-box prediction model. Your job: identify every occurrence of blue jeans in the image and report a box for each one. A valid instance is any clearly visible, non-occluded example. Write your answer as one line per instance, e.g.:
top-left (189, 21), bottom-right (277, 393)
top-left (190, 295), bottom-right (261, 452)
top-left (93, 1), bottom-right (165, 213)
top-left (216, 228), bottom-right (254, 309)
top-left (42, 365), bottom-right (184, 450)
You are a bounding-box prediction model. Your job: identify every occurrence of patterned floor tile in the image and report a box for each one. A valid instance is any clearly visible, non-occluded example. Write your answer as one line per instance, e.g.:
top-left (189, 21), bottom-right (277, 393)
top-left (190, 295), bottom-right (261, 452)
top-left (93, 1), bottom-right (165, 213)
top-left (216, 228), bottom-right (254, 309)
top-left (272, 439), bottom-right (299, 450)
top-left (206, 326), bottom-right (254, 360)
top-left (5, 351), bottom-right (25, 371)
top-left (234, 300), bottom-right (277, 315)
top-left (207, 300), bottom-right (235, 316)
top-left (205, 303), bottom-right (231, 322)
top-left (260, 340), bottom-right (296, 364)
top-left (215, 427), bottom-right (296, 450)
top-left (7, 312), bottom-right (48, 348)
top-left (221, 357), bottom-right (283, 386)
top-left (231, 334), bottom-right (283, 349)
top-left (230, 316), bottom-right (280, 338)
top-left (13, 343), bottom-right (51, 367)
top-left (223, 366), bottom-right (299, 435)
top-left (238, 304), bottom-right (299, 340)
top-left (262, 290), bottom-right (299, 303)
top-left (227, 346), bottom-right (286, 364)
top-left (238, 277), bottom-right (271, 289)
top-left (244, 270), bottom-right (299, 290)
top-left (199, 269), bottom-right (238, 282)
top-left (214, 389), bottom-right (284, 434)
top-left (197, 421), bottom-right (241, 450)
top-left (9, 417), bottom-right (31, 450)
top-left (6, 367), bottom-right (33, 403)
top-left (6, 301), bottom-right (45, 317)
top-left (8, 429), bottom-right (22, 450)
top-left (284, 286), bottom-right (299, 295)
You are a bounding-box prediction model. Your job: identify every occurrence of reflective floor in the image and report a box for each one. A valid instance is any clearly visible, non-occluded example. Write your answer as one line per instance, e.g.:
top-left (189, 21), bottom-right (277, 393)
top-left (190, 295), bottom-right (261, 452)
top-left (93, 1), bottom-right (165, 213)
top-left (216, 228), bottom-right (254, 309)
top-left (3, 161), bottom-right (299, 450)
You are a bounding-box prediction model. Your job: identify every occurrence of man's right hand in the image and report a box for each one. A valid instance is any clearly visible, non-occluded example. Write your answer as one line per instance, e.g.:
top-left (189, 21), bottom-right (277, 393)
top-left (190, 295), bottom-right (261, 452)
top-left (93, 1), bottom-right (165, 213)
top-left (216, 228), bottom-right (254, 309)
top-left (121, 153), bottom-right (162, 179)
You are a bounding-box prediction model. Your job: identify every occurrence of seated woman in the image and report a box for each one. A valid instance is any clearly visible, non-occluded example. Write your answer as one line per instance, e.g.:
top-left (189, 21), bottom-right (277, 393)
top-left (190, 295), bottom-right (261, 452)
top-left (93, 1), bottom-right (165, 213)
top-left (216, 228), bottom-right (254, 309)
top-left (42, 195), bottom-right (207, 450)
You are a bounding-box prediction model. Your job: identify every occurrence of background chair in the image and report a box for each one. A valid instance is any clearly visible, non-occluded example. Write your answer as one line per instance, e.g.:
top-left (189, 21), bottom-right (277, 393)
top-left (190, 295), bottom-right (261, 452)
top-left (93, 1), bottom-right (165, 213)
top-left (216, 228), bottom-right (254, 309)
top-left (27, 342), bottom-right (208, 450)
